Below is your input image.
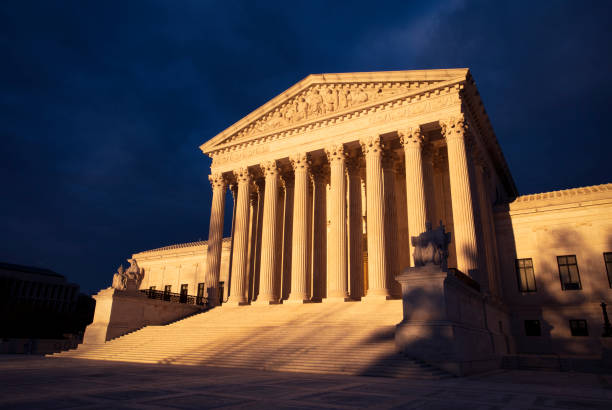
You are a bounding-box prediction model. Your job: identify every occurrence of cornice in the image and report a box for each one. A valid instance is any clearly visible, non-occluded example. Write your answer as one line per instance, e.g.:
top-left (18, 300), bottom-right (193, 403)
top-left (132, 237), bottom-right (232, 259)
top-left (206, 80), bottom-right (465, 167)
top-left (494, 183), bottom-right (612, 213)
top-left (460, 75), bottom-right (518, 198)
top-left (200, 69), bottom-right (469, 155)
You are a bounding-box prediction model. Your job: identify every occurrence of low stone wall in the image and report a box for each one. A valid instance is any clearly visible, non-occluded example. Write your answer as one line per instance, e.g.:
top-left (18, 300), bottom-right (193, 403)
top-left (83, 288), bottom-right (205, 344)
top-left (395, 266), bottom-right (512, 376)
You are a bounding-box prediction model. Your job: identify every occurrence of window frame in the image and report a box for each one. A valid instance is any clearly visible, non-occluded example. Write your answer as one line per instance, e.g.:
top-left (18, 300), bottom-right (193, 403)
top-left (515, 258), bottom-right (537, 292)
top-left (557, 255), bottom-right (582, 291)
top-left (524, 320), bottom-right (541, 337)
top-left (569, 319), bottom-right (588, 337)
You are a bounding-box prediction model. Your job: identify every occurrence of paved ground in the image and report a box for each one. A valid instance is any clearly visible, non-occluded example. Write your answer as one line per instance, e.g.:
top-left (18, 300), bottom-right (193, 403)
top-left (0, 356), bottom-right (611, 409)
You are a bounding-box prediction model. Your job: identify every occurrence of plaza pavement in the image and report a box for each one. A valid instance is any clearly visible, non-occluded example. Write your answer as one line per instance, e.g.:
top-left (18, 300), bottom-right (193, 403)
top-left (0, 356), bottom-right (611, 409)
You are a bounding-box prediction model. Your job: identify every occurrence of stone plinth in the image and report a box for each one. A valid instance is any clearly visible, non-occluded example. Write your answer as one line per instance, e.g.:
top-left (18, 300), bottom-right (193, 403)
top-left (83, 288), bottom-right (204, 344)
top-left (395, 266), bottom-right (501, 376)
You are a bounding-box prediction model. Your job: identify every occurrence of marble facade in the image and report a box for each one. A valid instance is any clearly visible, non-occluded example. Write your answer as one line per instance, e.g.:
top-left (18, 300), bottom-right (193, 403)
top-left (199, 69), bottom-right (516, 306)
top-left (128, 69), bottom-right (612, 365)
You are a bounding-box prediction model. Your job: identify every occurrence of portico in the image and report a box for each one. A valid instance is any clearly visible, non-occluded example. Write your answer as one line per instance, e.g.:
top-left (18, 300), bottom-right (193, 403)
top-left (201, 69), bottom-right (515, 305)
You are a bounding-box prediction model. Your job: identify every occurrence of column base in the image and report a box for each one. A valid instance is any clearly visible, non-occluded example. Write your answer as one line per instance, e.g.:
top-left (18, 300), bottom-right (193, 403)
top-left (322, 297), bottom-right (353, 303)
top-left (224, 298), bottom-right (250, 306)
top-left (251, 299), bottom-right (281, 306)
top-left (284, 298), bottom-right (312, 304)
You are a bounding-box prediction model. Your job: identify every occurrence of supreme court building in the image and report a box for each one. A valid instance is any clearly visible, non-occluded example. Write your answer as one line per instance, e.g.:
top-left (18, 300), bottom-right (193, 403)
top-left (127, 69), bottom-right (611, 366)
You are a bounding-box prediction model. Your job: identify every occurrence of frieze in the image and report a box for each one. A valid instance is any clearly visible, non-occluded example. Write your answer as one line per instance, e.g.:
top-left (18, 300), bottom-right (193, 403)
top-left (227, 81), bottom-right (437, 145)
top-left (211, 144), bottom-right (270, 166)
top-left (210, 85), bottom-right (461, 166)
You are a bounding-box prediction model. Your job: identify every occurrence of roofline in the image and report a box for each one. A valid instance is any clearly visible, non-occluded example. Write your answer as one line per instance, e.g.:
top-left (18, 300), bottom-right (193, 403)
top-left (199, 68), bottom-right (469, 154)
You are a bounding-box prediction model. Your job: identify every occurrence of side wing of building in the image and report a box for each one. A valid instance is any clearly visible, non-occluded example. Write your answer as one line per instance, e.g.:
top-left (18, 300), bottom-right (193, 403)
top-left (494, 183), bottom-right (612, 355)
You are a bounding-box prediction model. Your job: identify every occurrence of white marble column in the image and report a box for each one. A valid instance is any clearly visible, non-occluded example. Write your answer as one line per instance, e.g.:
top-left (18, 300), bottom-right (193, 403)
top-left (399, 127), bottom-right (428, 268)
top-left (346, 154), bottom-right (364, 300)
top-left (422, 144), bottom-right (437, 225)
top-left (226, 183), bottom-right (238, 302)
top-left (325, 144), bottom-right (350, 301)
top-left (360, 136), bottom-right (390, 300)
top-left (204, 173), bottom-right (226, 306)
top-left (310, 165), bottom-right (327, 302)
top-left (227, 167), bottom-right (251, 305)
top-left (441, 115), bottom-right (479, 276)
top-left (255, 160), bottom-right (280, 304)
top-left (246, 184), bottom-right (261, 302)
top-left (382, 149), bottom-right (401, 298)
top-left (280, 172), bottom-right (294, 300)
top-left (288, 153), bottom-right (310, 302)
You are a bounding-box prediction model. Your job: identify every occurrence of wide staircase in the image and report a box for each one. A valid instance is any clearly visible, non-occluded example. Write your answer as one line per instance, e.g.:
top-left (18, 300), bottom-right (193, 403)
top-left (51, 300), bottom-right (451, 379)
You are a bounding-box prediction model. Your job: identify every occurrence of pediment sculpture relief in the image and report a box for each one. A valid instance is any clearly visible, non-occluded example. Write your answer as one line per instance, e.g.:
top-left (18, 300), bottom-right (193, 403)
top-left (228, 82), bottom-right (433, 143)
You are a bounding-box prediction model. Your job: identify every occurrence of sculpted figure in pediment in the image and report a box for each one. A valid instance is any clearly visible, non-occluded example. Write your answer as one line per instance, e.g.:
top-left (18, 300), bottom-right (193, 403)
top-left (352, 86), bottom-right (369, 105)
top-left (306, 89), bottom-right (323, 116)
top-left (322, 86), bottom-right (337, 113)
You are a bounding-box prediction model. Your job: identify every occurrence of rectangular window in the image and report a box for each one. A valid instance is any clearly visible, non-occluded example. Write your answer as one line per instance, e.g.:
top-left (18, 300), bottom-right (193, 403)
top-left (197, 282), bottom-right (205, 305)
top-left (569, 320), bottom-right (588, 336)
top-left (557, 255), bottom-right (581, 290)
top-left (164, 285), bottom-right (171, 301)
top-left (524, 320), bottom-right (541, 336)
top-left (605, 252), bottom-right (612, 288)
top-left (180, 284), bottom-right (188, 303)
top-left (515, 258), bottom-right (536, 292)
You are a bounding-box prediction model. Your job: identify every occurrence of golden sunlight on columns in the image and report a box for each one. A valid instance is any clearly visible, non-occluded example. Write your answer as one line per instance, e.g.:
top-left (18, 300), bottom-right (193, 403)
top-left (346, 154), bottom-right (364, 300)
top-left (255, 160), bottom-right (280, 304)
top-left (441, 115), bottom-right (478, 276)
top-left (227, 167), bottom-right (251, 305)
top-left (400, 127), bottom-right (428, 268)
top-left (204, 173), bottom-right (226, 306)
top-left (287, 152), bottom-right (310, 303)
top-left (381, 149), bottom-right (401, 298)
top-left (360, 136), bottom-right (390, 300)
top-left (325, 144), bottom-right (350, 301)
top-left (279, 172), bottom-right (294, 300)
top-left (310, 165), bottom-right (327, 302)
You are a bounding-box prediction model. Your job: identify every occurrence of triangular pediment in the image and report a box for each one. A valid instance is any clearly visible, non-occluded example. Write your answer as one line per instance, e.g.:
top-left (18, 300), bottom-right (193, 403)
top-left (200, 69), bottom-right (469, 154)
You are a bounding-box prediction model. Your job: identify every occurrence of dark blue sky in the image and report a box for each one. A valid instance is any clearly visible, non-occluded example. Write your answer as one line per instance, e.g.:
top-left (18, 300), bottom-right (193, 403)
top-left (1, 1), bottom-right (610, 294)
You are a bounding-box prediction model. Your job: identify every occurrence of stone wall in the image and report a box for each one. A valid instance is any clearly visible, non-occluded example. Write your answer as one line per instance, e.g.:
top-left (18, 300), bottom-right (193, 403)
top-left (83, 288), bottom-right (205, 344)
top-left (494, 183), bottom-right (612, 356)
top-left (132, 238), bottom-right (232, 301)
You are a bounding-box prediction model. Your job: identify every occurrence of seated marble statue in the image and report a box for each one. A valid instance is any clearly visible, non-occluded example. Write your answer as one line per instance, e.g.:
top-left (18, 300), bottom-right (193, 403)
top-left (410, 221), bottom-right (451, 270)
top-left (111, 259), bottom-right (144, 291)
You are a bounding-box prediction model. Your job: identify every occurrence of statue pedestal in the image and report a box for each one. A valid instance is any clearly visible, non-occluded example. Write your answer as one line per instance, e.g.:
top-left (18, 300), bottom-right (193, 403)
top-left (83, 288), bottom-right (205, 344)
top-left (395, 265), bottom-right (503, 376)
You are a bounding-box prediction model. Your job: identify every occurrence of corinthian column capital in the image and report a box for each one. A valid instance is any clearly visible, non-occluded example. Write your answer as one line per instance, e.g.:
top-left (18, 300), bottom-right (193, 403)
top-left (359, 135), bottom-right (384, 155)
top-left (440, 114), bottom-right (467, 140)
top-left (233, 167), bottom-right (251, 184)
top-left (325, 143), bottom-right (346, 163)
top-left (398, 127), bottom-right (424, 148)
top-left (290, 152), bottom-right (310, 171)
top-left (208, 173), bottom-right (227, 189)
top-left (261, 160), bottom-right (280, 177)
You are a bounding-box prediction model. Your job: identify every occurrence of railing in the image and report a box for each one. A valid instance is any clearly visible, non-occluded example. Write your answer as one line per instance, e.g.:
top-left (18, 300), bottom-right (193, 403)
top-left (140, 289), bottom-right (208, 306)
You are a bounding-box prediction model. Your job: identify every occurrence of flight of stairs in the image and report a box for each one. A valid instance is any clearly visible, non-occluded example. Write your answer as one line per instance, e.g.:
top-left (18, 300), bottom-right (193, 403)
top-left (51, 300), bottom-right (452, 379)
